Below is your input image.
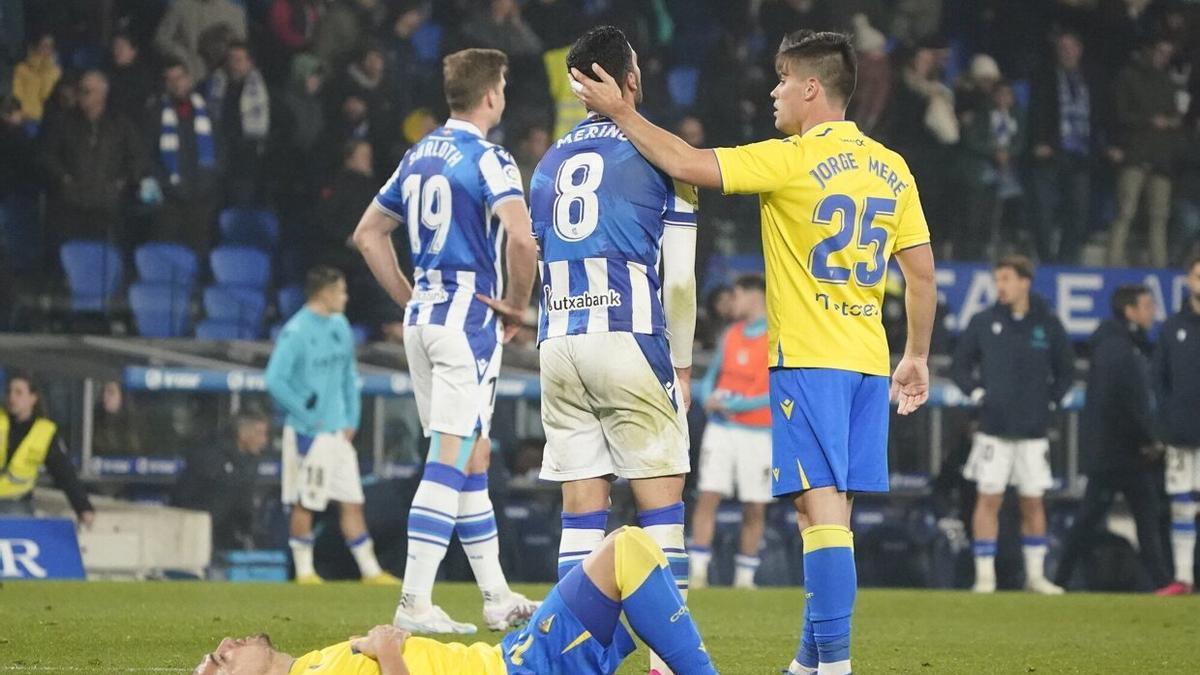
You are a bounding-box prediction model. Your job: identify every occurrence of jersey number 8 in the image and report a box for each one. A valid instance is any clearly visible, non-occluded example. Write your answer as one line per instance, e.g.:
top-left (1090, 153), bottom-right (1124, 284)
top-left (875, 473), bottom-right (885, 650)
top-left (552, 152), bottom-right (605, 241)
top-left (402, 174), bottom-right (453, 255)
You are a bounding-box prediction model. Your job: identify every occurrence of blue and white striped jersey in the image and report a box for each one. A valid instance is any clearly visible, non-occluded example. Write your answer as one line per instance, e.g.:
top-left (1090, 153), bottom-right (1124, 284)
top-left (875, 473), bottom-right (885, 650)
top-left (530, 115), bottom-right (697, 343)
top-left (374, 119), bottom-right (524, 334)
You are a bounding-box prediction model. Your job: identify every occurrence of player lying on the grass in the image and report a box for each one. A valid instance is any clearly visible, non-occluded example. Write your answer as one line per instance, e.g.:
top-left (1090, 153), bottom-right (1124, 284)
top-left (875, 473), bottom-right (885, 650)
top-left (192, 527), bottom-right (716, 675)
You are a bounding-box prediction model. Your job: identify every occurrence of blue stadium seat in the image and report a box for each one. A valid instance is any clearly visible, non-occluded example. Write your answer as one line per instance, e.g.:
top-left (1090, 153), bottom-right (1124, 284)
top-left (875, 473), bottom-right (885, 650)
top-left (277, 284), bottom-right (305, 319)
top-left (195, 319), bottom-right (258, 341)
top-left (412, 22), bottom-right (444, 63)
top-left (135, 243), bottom-right (198, 287)
top-left (60, 241), bottom-right (124, 312)
top-left (276, 246), bottom-right (306, 285)
top-left (128, 282), bottom-right (191, 337)
top-left (667, 66), bottom-right (700, 109)
top-left (203, 285), bottom-right (267, 337)
top-left (218, 208), bottom-right (280, 249)
top-left (210, 246), bottom-right (272, 289)
top-left (351, 324), bottom-right (369, 346)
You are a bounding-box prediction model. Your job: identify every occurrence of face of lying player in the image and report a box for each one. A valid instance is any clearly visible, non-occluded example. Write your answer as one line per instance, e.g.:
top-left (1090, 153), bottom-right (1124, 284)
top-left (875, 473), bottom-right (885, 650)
top-left (993, 267), bottom-right (1030, 308)
top-left (192, 635), bottom-right (276, 675)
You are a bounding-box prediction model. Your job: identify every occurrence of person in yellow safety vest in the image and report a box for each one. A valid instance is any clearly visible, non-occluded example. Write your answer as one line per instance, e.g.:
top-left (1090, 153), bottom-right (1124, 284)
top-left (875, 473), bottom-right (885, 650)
top-left (0, 372), bottom-right (94, 525)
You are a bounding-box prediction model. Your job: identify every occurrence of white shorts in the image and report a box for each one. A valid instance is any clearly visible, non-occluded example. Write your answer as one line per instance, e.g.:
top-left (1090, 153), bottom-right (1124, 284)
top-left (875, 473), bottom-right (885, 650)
top-left (697, 423), bottom-right (773, 503)
top-left (963, 432), bottom-right (1053, 497)
top-left (405, 323), bottom-right (501, 439)
top-left (539, 332), bottom-right (690, 481)
top-left (281, 427), bottom-right (365, 511)
top-left (1166, 445), bottom-right (1200, 495)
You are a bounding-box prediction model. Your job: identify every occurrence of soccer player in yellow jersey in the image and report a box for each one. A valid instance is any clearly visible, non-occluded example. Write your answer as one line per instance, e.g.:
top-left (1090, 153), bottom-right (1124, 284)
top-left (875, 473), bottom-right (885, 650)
top-left (572, 29), bottom-right (937, 675)
top-left (191, 527), bottom-right (716, 675)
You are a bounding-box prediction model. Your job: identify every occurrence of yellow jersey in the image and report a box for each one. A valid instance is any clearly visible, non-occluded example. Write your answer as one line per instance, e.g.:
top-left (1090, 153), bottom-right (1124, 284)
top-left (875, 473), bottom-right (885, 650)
top-left (288, 638), bottom-right (507, 675)
top-left (713, 120), bottom-right (930, 376)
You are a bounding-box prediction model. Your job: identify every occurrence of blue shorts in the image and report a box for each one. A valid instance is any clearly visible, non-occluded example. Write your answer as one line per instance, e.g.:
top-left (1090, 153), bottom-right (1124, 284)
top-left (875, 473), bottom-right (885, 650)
top-left (500, 586), bottom-right (635, 674)
top-left (769, 368), bottom-right (890, 497)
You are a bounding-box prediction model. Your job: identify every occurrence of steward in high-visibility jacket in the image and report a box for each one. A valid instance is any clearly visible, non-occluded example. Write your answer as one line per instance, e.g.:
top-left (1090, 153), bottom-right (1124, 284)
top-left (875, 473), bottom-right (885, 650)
top-left (1, 374), bottom-right (93, 520)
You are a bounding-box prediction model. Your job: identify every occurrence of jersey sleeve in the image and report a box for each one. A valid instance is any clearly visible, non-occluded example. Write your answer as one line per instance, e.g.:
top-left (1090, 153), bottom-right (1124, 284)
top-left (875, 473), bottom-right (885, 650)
top-left (893, 181), bottom-right (932, 252)
top-left (663, 179), bottom-right (698, 229)
top-left (373, 164), bottom-right (406, 221)
top-left (712, 138), bottom-right (801, 195)
top-left (478, 146), bottom-right (525, 209)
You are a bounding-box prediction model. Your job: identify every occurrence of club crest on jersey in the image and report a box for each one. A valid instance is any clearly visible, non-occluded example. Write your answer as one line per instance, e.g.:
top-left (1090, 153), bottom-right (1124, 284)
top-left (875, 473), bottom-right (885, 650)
top-left (772, 467), bottom-right (780, 482)
top-left (992, 321), bottom-right (1002, 335)
top-left (543, 286), bottom-right (622, 312)
top-left (780, 399), bottom-right (795, 420)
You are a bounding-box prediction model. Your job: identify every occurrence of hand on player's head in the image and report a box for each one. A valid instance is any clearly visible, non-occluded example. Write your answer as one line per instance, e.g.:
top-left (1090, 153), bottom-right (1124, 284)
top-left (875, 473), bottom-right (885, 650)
top-left (569, 63), bottom-right (626, 117)
top-left (193, 635), bottom-right (275, 675)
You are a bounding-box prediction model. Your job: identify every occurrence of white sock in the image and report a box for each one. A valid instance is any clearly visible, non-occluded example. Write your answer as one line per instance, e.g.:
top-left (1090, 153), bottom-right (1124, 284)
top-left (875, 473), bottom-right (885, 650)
top-left (401, 463), bottom-right (466, 611)
top-left (734, 553), bottom-right (761, 587)
top-left (640, 503), bottom-right (687, 675)
top-left (458, 472), bottom-right (510, 601)
top-left (975, 556), bottom-right (995, 584)
top-left (1021, 536), bottom-right (1049, 582)
top-left (559, 509), bottom-right (608, 580)
top-left (689, 547), bottom-right (712, 586)
top-left (1171, 497), bottom-right (1197, 585)
top-left (347, 534), bottom-right (383, 579)
top-left (817, 659), bottom-right (852, 675)
top-left (289, 535), bottom-right (315, 578)
top-left (788, 659), bottom-right (818, 674)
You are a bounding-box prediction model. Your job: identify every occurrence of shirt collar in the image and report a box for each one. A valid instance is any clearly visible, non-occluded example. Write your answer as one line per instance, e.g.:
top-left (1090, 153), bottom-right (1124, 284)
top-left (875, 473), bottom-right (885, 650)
top-left (444, 118), bottom-right (484, 138)
top-left (802, 120), bottom-right (858, 138)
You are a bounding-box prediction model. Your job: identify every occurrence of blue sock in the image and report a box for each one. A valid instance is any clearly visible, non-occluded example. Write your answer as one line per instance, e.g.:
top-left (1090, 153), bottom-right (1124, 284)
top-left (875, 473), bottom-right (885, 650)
top-left (616, 527), bottom-right (717, 674)
top-left (558, 509), bottom-right (609, 580)
top-left (793, 599), bottom-right (818, 669)
top-left (803, 525), bottom-right (855, 671)
top-left (557, 563), bottom-right (621, 645)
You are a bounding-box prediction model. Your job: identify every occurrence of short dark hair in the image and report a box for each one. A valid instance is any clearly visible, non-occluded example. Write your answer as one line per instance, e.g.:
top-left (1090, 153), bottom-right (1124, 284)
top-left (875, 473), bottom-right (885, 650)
top-left (442, 48), bottom-right (508, 113)
top-left (775, 30), bottom-right (857, 105)
top-left (567, 25), bottom-right (633, 85)
top-left (235, 405), bottom-right (270, 428)
top-left (994, 255), bottom-right (1034, 280)
top-left (304, 265), bottom-right (344, 300)
top-left (6, 370), bottom-right (46, 418)
top-left (226, 40), bottom-right (252, 58)
top-left (1111, 283), bottom-right (1150, 320)
top-left (162, 56), bottom-right (189, 74)
top-left (734, 274), bottom-right (766, 294)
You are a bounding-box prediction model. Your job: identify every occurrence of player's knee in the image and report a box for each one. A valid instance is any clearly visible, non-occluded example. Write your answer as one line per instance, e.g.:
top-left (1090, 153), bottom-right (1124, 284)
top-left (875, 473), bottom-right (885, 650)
top-left (614, 526), bottom-right (667, 594)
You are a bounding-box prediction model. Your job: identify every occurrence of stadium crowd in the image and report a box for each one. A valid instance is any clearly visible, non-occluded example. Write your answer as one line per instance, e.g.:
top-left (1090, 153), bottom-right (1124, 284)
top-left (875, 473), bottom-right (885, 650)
top-left (1, 0), bottom-right (1200, 339)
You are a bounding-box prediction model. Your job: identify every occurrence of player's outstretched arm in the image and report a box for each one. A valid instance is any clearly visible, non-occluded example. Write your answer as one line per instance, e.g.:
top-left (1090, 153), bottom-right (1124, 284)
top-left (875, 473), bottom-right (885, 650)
top-left (571, 64), bottom-right (722, 190)
top-left (353, 204), bottom-right (414, 309)
top-left (892, 243), bottom-right (936, 415)
top-left (495, 198), bottom-right (538, 343)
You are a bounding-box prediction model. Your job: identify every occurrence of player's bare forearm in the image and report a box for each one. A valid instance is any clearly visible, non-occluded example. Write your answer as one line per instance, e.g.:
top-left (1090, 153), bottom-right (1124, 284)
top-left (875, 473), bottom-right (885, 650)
top-left (895, 243), bottom-right (936, 360)
top-left (496, 199), bottom-right (538, 312)
top-left (377, 652), bottom-right (410, 675)
top-left (353, 204), bottom-right (413, 308)
top-left (609, 105), bottom-right (722, 189)
top-left (570, 64), bottom-right (722, 189)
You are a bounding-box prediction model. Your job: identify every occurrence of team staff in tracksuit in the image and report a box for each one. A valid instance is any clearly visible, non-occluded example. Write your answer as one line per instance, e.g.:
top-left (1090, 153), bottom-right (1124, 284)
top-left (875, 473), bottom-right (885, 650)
top-left (1151, 255), bottom-right (1200, 595)
top-left (1055, 284), bottom-right (1172, 592)
top-left (951, 256), bottom-right (1074, 594)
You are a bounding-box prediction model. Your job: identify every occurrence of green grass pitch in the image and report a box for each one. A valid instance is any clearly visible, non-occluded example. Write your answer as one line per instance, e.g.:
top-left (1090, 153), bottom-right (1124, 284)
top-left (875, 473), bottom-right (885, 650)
top-left (1, 582), bottom-right (1197, 673)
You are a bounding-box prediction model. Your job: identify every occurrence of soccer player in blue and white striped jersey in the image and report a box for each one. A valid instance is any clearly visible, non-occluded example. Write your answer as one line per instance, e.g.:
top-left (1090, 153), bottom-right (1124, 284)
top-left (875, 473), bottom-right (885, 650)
top-left (353, 48), bottom-right (539, 635)
top-left (482, 26), bottom-right (697, 675)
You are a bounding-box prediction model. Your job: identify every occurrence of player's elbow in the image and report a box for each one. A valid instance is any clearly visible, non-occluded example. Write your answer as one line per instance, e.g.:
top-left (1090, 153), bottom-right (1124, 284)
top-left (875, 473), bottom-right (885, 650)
top-left (351, 225), bottom-right (375, 253)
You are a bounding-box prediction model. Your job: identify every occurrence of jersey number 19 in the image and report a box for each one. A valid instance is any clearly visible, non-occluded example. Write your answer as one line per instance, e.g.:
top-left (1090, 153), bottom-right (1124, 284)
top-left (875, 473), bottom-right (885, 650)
top-left (402, 174), bottom-right (453, 255)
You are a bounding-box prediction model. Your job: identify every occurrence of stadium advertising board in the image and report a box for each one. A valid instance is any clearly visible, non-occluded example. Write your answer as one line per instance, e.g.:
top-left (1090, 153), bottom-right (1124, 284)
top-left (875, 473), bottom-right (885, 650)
top-left (0, 518), bottom-right (86, 579)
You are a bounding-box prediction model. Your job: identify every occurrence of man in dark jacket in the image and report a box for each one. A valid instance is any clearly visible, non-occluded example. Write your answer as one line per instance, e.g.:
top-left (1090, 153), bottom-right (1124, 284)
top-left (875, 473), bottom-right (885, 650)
top-left (38, 70), bottom-right (147, 249)
top-left (172, 408), bottom-right (269, 550)
top-left (1027, 31), bottom-right (1103, 263)
top-left (1107, 37), bottom-right (1184, 268)
top-left (150, 59), bottom-right (220, 255)
top-left (1152, 255), bottom-right (1200, 595)
top-left (1055, 284), bottom-right (1172, 592)
top-left (952, 256), bottom-right (1075, 594)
